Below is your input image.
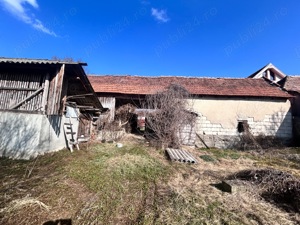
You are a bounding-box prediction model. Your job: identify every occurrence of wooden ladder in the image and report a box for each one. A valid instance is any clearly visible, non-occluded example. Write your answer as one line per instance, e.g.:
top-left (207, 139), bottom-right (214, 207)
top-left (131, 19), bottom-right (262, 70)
top-left (64, 117), bottom-right (79, 152)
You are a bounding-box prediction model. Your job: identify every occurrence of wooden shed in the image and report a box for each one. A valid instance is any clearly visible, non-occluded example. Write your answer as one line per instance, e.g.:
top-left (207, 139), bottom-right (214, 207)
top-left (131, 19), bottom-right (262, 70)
top-left (0, 57), bottom-right (103, 159)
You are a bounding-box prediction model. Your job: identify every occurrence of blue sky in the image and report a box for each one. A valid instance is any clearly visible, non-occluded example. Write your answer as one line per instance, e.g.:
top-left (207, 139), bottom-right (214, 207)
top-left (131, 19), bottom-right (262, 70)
top-left (1, 0), bottom-right (300, 77)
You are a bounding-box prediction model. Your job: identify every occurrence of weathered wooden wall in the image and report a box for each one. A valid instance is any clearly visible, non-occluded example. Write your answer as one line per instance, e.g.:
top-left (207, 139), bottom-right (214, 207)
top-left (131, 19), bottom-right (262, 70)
top-left (99, 97), bottom-right (116, 121)
top-left (0, 64), bottom-right (66, 115)
top-left (0, 72), bottom-right (46, 112)
top-left (47, 65), bottom-right (65, 115)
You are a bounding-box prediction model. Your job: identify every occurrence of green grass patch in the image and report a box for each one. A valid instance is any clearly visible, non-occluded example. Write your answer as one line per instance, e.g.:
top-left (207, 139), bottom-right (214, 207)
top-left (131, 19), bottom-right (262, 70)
top-left (199, 154), bottom-right (217, 162)
top-left (2, 143), bottom-right (298, 224)
top-left (200, 148), bottom-right (242, 160)
top-left (67, 143), bottom-right (170, 223)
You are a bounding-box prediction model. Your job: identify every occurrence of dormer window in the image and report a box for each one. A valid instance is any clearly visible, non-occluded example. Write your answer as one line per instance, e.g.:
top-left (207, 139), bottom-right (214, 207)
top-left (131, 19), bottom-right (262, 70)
top-left (269, 71), bottom-right (275, 81)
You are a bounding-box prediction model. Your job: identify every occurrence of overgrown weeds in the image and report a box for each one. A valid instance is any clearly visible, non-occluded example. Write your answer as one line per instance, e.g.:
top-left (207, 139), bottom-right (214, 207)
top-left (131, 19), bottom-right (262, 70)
top-left (227, 169), bottom-right (300, 213)
top-left (0, 141), bottom-right (299, 224)
top-left (199, 148), bottom-right (243, 161)
top-left (65, 144), bottom-right (170, 224)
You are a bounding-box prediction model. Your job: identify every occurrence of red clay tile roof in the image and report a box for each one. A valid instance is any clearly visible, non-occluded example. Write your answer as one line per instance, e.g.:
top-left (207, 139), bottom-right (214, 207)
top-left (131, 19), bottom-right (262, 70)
top-left (88, 75), bottom-right (291, 98)
top-left (281, 76), bottom-right (300, 93)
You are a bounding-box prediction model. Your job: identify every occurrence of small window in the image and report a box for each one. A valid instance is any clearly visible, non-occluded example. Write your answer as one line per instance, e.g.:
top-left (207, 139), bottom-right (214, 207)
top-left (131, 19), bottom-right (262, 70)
top-left (237, 120), bottom-right (248, 133)
top-left (270, 71), bottom-right (275, 81)
top-left (65, 106), bottom-right (79, 118)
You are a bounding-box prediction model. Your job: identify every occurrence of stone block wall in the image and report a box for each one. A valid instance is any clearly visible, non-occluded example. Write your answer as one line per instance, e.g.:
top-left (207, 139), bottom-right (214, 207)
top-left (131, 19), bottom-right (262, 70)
top-left (195, 111), bottom-right (293, 148)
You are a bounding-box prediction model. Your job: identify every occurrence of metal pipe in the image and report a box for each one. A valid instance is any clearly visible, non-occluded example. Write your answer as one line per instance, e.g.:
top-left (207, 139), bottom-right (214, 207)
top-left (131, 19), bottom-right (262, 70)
top-left (166, 148), bottom-right (175, 161)
top-left (177, 149), bottom-right (189, 163)
top-left (176, 149), bottom-right (187, 162)
top-left (170, 148), bottom-right (181, 161)
top-left (185, 151), bottom-right (197, 163)
top-left (171, 148), bottom-right (184, 162)
top-left (179, 150), bottom-right (193, 163)
top-left (167, 148), bottom-right (197, 164)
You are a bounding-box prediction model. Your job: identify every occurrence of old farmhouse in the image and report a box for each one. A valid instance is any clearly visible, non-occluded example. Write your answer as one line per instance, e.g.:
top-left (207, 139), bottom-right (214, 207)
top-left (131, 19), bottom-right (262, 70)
top-left (0, 58), bottom-right (103, 159)
top-left (89, 75), bottom-right (293, 148)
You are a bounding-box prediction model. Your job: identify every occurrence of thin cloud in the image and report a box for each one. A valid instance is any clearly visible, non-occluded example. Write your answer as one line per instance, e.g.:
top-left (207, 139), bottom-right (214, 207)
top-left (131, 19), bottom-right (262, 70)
top-left (141, 0), bottom-right (150, 5)
top-left (151, 8), bottom-right (170, 23)
top-left (0, 0), bottom-right (57, 37)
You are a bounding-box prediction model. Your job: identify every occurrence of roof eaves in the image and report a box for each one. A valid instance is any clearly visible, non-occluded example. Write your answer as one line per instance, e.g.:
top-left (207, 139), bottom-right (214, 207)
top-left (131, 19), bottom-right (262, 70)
top-left (0, 57), bottom-right (87, 66)
top-left (248, 63), bottom-right (286, 79)
top-left (248, 63), bottom-right (270, 78)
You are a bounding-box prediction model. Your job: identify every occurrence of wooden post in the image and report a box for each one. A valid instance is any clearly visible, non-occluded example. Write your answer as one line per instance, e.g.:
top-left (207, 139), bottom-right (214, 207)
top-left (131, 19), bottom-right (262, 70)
top-left (54, 64), bottom-right (65, 114)
top-left (59, 74), bottom-right (69, 115)
top-left (41, 73), bottom-right (50, 113)
top-left (48, 64), bottom-right (65, 115)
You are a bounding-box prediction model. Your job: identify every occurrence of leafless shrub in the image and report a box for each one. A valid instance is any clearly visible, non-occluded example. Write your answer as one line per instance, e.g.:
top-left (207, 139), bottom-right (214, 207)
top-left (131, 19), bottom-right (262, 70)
top-left (144, 84), bottom-right (196, 149)
top-left (97, 104), bottom-right (135, 142)
top-left (114, 103), bottom-right (136, 132)
top-left (234, 122), bottom-right (284, 151)
top-left (234, 121), bottom-right (262, 150)
top-left (99, 104), bottom-right (135, 132)
top-left (227, 169), bottom-right (300, 213)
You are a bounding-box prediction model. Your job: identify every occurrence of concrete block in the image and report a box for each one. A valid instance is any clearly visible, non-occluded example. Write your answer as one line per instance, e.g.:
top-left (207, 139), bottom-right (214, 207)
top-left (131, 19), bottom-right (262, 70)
top-left (211, 128), bottom-right (220, 132)
top-left (247, 117), bottom-right (254, 122)
top-left (218, 180), bottom-right (247, 193)
top-left (201, 123), bottom-right (210, 128)
top-left (264, 115), bottom-right (272, 119)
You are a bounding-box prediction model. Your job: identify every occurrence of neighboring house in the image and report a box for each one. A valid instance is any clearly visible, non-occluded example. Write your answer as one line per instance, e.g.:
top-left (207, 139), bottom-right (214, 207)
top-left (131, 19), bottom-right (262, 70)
top-left (249, 63), bottom-right (300, 144)
top-left (248, 63), bottom-right (286, 83)
top-left (88, 75), bottom-right (292, 148)
top-left (278, 76), bottom-right (300, 116)
top-left (278, 76), bottom-right (300, 143)
top-left (0, 58), bottom-right (103, 159)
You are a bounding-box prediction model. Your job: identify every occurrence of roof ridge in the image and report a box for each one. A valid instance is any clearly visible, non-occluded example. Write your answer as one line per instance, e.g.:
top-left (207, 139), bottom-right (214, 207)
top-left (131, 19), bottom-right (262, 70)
top-left (88, 74), bottom-right (252, 79)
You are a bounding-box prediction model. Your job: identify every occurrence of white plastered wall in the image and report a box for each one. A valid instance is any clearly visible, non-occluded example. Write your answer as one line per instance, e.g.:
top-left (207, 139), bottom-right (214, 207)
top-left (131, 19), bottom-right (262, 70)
top-left (0, 111), bottom-right (79, 159)
top-left (189, 97), bottom-right (292, 148)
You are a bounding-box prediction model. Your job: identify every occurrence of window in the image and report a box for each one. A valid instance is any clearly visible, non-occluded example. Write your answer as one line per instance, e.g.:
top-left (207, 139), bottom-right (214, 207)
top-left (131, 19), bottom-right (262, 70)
top-left (237, 120), bottom-right (248, 133)
top-left (269, 71), bottom-right (275, 81)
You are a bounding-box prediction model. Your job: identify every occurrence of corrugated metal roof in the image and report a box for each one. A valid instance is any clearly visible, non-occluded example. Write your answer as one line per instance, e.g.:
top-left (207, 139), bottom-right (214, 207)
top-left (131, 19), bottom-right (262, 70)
top-left (0, 57), bottom-right (87, 66)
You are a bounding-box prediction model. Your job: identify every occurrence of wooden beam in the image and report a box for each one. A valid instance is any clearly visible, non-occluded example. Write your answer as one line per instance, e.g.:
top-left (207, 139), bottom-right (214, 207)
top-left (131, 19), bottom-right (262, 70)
top-left (41, 73), bottom-right (50, 112)
top-left (48, 64), bottom-right (65, 115)
top-left (0, 87), bottom-right (37, 91)
top-left (59, 72), bottom-right (69, 115)
top-left (9, 87), bottom-right (44, 109)
top-left (67, 93), bottom-right (93, 99)
top-left (75, 105), bottom-right (95, 109)
top-left (54, 64), bottom-right (65, 114)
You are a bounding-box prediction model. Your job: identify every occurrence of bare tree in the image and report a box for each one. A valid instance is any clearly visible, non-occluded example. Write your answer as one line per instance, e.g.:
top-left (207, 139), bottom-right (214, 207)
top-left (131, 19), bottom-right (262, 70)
top-left (51, 56), bottom-right (84, 63)
top-left (144, 84), bottom-right (196, 148)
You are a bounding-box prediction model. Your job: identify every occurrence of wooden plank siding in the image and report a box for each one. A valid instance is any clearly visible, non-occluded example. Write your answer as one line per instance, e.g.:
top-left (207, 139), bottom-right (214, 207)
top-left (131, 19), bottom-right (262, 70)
top-left (0, 60), bottom-right (103, 118)
top-left (98, 97), bottom-right (115, 121)
top-left (47, 64), bottom-right (65, 115)
top-left (0, 71), bottom-right (46, 112)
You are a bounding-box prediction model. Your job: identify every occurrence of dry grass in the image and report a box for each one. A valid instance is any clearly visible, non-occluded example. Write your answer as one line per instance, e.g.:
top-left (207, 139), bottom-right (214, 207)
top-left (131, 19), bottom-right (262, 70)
top-left (0, 136), bottom-right (299, 224)
top-left (0, 196), bottom-right (50, 214)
